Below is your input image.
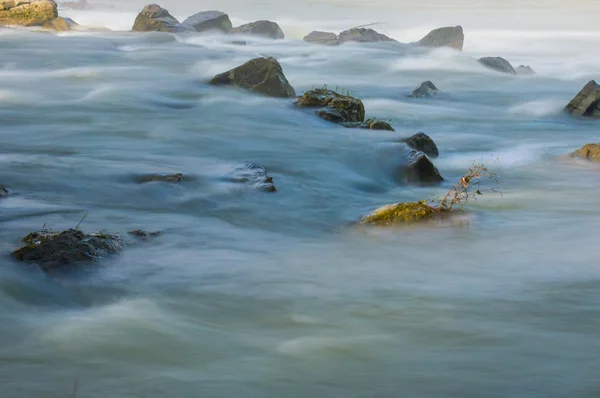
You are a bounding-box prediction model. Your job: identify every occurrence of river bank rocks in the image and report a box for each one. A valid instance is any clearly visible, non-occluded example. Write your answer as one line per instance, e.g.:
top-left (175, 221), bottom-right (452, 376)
top-left (182, 10), bottom-right (231, 33)
top-left (211, 57), bottom-right (296, 98)
top-left (564, 80), bottom-right (600, 118)
top-left (400, 132), bottom-right (439, 158)
top-left (478, 57), bottom-right (517, 75)
top-left (227, 163), bottom-right (277, 192)
top-left (12, 229), bottom-right (123, 272)
top-left (230, 20), bottom-right (284, 39)
top-left (408, 81), bottom-right (439, 98)
top-left (132, 4), bottom-right (193, 33)
top-left (418, 25), bottom-right (464, 51)
top-left (0, 0), bottom-right (57, 26)
top-left (296, 88), bottom-right (365, 123)
top-left (569, 143), bottom-right (600, 162)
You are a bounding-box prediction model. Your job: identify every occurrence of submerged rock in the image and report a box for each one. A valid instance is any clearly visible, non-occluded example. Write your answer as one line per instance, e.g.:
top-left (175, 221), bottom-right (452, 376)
top-left (296, 88), bottom-right (365, 124)
top-left (569, 143), bottom-right (600, 162)
top-left (337, 27), bottom-right (396, 43)
top-left (361, 201), bottom-right (447, 226)
top-left (42, 16), bottom-right (77, 31)
top-left (303, 30), bottom-right (339, 45)
top-left (226, 163), bottom-right (277, 192)
top-left (0, 185), bottom-right (9, 198)
top-left (564, 80), bottom-right (600, 118)
top-left (408, 81), bottom-right (439, 98)
top-left (516, 65), bottom-right (535, 75)
top-left (12, 229), bottom-right (123, 272)
top-left (230, 20), bottom-right (284, 39)
top-left (181, 10), bottom-right (231, 33)
top-left (394, 150), bottom-right (444, 185)
top-left (400, 132), bottom-right (439, 158)
top-left (132, 4), bottom-right (193, 33)
top-left (343, 119), bottom-right (394, 131)
top-left (0, 0), bottom-right (58, 27)
top-left (478, 57), bottom-right (517, 75)
top-left (128, 229), bottom-right (162, 240)
top-left (211, 57), bottom-right (296, 98)
top-left (418, 25), bottom-right (464, 51)
top-left (138, 173), bottom-right (183, 183)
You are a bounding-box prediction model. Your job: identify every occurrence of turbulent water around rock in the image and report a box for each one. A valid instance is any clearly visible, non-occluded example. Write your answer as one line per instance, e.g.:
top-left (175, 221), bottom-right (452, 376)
top-left (1, 1), bottom-right (600, 397)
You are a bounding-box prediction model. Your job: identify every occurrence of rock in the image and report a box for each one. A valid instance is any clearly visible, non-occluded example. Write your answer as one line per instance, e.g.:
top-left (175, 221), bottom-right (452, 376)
top-left (393, 150), bottom-right (443, 185)
top-left (337, 27), bottom-right (396, 44)
top-left (42, 16), bottom-right (77, 31)
top-left (516, 65), bottom-right (535, 75)
top-left (564, 80), bottom-right (600, 118)
top-left (296, 88), bottom-right (365, 123)
top-left (303, 31), bottom-right (339, 45)
top-left (0, 185), bottom-right (9, 198)
top-left (343, 119), bottom-right (394, 131)
top-left (230, 20), bottom-right (284, 39)
top-left (0, 0), bottom-right (57, 27)
top-left (61, 0), bottom-right (87, 9)
top-left (132, 4), bottom-right (194, 33)
top-left (231, 40), bottom-right (246, 45)
top-left (569, 143), bottom-right (600, 162)
top-left (400, 132), bottom-right (439, 158)
top-left (478, 57), bottom-right (517, 75)
top-left (408, 81), bottom-right (439, 98)
top-left (128, 230), bottom-right (162, 240)
top-left (138, 173), bottom-right (183, 183)
top-left (11, 229), bottom-right (123, 272)
top-left (181, 10), bottom-right (231, 33)
top-left (210, 57), bottom-right (296, 98)
top-left (227, 163), bottom-right (276, 192)
top-left (361, 200), bottom-right (445, 226)
top-left (418, 26), bottom-right (464, 51)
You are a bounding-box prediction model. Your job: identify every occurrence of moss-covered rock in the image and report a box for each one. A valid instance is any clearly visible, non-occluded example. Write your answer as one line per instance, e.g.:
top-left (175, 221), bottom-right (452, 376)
top-left (0, 0), bottom-right (57, 27)
top-left (418, 26), bottom-right (464, 51)
top-left (132, 4), bottom-right (194, 33)
top-left (564, 81), bottom-right (600, 118)
top-left (42, 16), bottom-right (78, 31)
top-left (296, 88), bottom-right (365, 124)
top-left (342, 118), bottom-right (394, 131)
top-left (12, 229), bottom-right (123, 272)
top-left (401, 132), bottom-right (439, 158)
top-left (230, 20), bottom-right (284, 39)
top-left (569, 143), bottom-right (600, 162)
top-left (361, 201), bottom-right (449, 226)
top-left (211, 57), bottom-right (296, 98)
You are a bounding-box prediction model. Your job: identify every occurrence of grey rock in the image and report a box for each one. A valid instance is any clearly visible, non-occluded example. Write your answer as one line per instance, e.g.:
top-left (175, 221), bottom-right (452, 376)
top-left (394, 150), bottom-right (443, 185)
top-left (516, 65), bottom-right (535, 75)
top-left (418, 25), bottom-right (464, 50)
top-left (138, 173), bottom-right (183, 183)
top-left (230, 20), bottom-right (284, 39)
top-left (132, 4), bottom-right (194, 33)
top-left (400, 132), bottom-right (439, 158)
top-left (337, 27), bottom-right (396, 43)
top-left (303, 30), bottom-right (339, 45)
top-left (211, 57), bottom-right (296, 98)
top-left (182, 10), bottom-right (231, 33)
top-left (478, 57), bottom-right (517, 75)
top-left (227, 163), bottom-right (276, 192)
top-left (564, 80), bottom-right (600, 118)
top-left (128, 230), bottom-right (162, 240)
top-left (408, 81), bottom-right (439, 98)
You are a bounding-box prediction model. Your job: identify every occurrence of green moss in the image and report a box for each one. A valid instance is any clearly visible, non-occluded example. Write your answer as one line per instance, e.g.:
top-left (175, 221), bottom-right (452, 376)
top-left (361, 200), bottom-right (450, 226)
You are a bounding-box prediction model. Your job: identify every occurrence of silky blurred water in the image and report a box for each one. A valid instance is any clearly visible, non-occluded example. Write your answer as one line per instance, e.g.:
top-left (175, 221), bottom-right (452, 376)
top-left (1, 1), bottom-right (600, 397)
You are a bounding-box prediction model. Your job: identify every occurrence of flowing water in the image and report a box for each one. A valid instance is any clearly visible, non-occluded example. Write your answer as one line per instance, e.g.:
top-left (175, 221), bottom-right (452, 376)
top-left (1, 1), bottom-right (600, 397)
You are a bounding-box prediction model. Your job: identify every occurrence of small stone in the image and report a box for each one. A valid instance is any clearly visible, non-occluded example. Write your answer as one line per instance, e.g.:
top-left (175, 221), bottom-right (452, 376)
top-left (138, 173), bottom-right (183, 183)
top-left (478, 57), bottom-right (517, 75)
top-left (408, 81), bottom-right (439, 98)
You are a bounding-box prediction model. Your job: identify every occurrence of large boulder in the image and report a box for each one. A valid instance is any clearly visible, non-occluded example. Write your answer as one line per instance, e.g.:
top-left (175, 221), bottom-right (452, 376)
top-left (569, 143), bottom-right (600, 162)
top-left (478, 57), bottom-right (517, 75)
top-left (225, 163), bottom-right (277, 192)
top-left (132, 4), bottom-right (193, 33)
top-left (0, 0), bottom-right (57, 27)
top-left (230, 20), bottom-right (284, 39)
top-left (42, 16), bottom-right (77, 31)
top-left (303, 30), bottom-right (339, 45)
top-left (401, 132), bottom-right (439, 158)
top-left (337, 27), bottom-right (396, 44)
top-left (516, 65), bottom-right (535, 75)
top-left (12, 229), bottom-right (123, 273)
top-left (408, 81), bottom-right (439, 98)
top-left (418, 26), bottom-right (464, 51)
top-left (296, 88), bottom-right (365, 124)
top-left (564, 80), bottom-right (600, 118)
top-left (210, 57), bottom-right (296, 98)
top-left (181, 10), bottom-right (231, 33)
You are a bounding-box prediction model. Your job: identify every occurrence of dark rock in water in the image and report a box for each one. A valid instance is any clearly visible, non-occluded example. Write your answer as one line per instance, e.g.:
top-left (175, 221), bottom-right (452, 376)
top-left (132, 4), bottom-right (194, 33)
top-left (569, 143), bottom-right (600, 162)
top-left (399, 150), bottom-right (444, 185)
top-left (128, 230), bottom-right (162, 240)
top-left (296, 88), bottom-right (365, 123)
top-left (408, 81), bottom-right (439, 98)
top-left (401, 132), bottom-right (439, 158)
top-left (0, 0), bottom-right (58, 27)
top-left (181, 10), bottom-right (231, 33)
top-left (516, 65), bottom-right (535, 75)
top-left (230, 20), bottom-right (284, 39)
top-left (418, 26), bottom-right (464, 51)
top-left (564, 80), bottom-right (600, 118)
top-left (227, 163), bottom-right (277, 192)
top-left (343, 119), bottom-right (394, 131)
top-left (12, 229), bottom-right (123, 272)
top-left (0, 184), bottom-right (9, 198)
top-left (138, 173), bottom-right (183, 183)
top-left (303, 31), bottom-right (339, 45)
top-left (231, 40), bottom-right (246, 45)
top-left (211, 57), bottom-right (296, 98)
top-left (43, 16), bottom-right (78, 31)
top-left (478, 57), bottom-right (517, 75)
top-left (337, 27), bottom-right (396, 43)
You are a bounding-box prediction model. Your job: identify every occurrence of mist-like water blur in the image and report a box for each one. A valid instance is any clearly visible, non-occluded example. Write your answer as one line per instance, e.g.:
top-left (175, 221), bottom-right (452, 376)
top-left (1, 1), bottom-right (600, 397)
